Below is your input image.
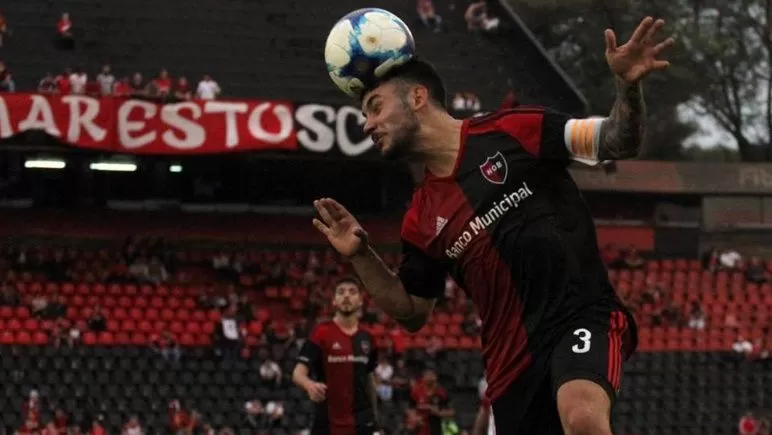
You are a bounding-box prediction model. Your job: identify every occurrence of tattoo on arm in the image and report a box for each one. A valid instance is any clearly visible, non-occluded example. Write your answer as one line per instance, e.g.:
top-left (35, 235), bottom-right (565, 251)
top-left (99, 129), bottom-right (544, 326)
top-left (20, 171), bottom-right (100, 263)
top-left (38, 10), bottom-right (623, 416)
top-left (598, 77), bottom-right (646, 160)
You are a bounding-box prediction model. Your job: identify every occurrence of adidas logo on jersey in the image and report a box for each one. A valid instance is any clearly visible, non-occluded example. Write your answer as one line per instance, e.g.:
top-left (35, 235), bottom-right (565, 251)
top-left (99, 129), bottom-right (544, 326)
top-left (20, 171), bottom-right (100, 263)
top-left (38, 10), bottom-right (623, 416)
top-left (332, 342), bottom-right (341, 350)
top-left (436, 216), bottom-right (448, 235)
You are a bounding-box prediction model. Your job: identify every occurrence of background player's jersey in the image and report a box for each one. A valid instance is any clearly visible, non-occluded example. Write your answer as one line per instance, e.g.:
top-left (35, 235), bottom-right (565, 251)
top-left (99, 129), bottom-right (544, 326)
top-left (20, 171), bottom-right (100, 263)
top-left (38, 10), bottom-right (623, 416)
top-left (397, 107), bottom-right (637, 402)
top-left (297, 321), bottom-right (377, 433)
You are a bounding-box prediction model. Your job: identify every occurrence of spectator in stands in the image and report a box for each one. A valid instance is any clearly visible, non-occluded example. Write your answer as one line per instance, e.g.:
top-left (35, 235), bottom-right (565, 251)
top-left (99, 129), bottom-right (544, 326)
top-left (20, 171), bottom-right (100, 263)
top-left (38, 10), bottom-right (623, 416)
top-left (687, 301), bottom-right (706, 330)
top-left (56, 13), bottom-right (74, 49)
top-left (0, 61), bottom-right (15, 92)
top-left (52, 318), bottom-right (79, 348)
top-left (196, 74), bottom-right (221, 100)
top-left (167, 399), bottom-right (188, 433)
top-left (46, 249), bottom-right (70, 282)
top-left (214, 306), bottom-right (242, 361)
top-left (129, 73), bottom-right (146, 98)
top-left (0, 11), bottom-right (10, 48)
top-left (263, 400), bottom-right (285, 429)
top-left (148, 69), bottom-right (172, 100)
top-left (244, 399), bottom-right (265, 429)
top-left (417, 0), bottom-right (442, 33)
top-left (702, 247), bottom-right (720, 272)
top-left (55, 68), bottom-right (72, 94)
top-left (121, 415), bottom-right (144, 435)
top-left (425, 335), bottom-right (445, 360)
top-left (720, 248), bottom-right (743, 270)
top-left (22, 389), bottom-right (40, 422)
top-left (152, 329), bottom-right (182, 363)
top-left (174, 76), bottom-right (193, 101)
top-left (733, 335), bottom-right (754, 356)
top-left (146, 256), bottom-right (169, 284)
top-left (87, 304), bottom-right (107, 332)
top-left (43, 293), bottom-right (67, 319)
top-left (90, 417), bottom-right (107, 435)
top-left (96, 65), bottom-right (115, 96)
top-left (259, 348), bottom-right (283, 387)
top-left (391, 358), bottom-right (411, 402)
top-left (113, 76), bottom-right (131, 97)
top-left (38, 73), bottom-right (57, 95)
top-left (462, 312), bottom-right (481, 336)
top-left (624, 247), bottom-right (646, 269)
top-left (464, 1), bottom-right (499, 33)
top-left (740, 411), bottom-right (760, 435)
top-left (29, 290), bottom-right (49, 318)
top-left (69, 67), bottom-right (88, 95)
top-left (0, 282), bottom-right (21, 306)
top-left (128, 257), bottom-right (150, 283)
top-left (411, 368), bottom-right (454, 433)
top-left (746, 256), bottom-right (769, 284)
top-left (374, 354), bottom-right (395, 401)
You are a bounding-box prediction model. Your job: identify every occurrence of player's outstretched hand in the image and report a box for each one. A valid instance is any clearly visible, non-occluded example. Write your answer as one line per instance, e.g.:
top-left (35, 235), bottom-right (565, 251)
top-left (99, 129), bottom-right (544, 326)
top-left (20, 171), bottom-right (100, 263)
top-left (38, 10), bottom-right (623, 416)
top-left (312, 198), bottom-right (369, 258)
top-left (605, 16), bottom-right (675, 83)
top-left (305, 381), bottom-right (327, 403)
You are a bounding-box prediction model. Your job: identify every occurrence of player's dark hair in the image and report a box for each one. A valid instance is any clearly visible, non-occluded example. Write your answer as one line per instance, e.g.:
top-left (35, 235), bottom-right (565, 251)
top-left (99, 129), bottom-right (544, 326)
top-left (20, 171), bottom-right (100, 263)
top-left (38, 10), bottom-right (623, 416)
top-left (334, 275), bottom-right (362, 292)
top-left (363, 58), bottom-right (448, 110)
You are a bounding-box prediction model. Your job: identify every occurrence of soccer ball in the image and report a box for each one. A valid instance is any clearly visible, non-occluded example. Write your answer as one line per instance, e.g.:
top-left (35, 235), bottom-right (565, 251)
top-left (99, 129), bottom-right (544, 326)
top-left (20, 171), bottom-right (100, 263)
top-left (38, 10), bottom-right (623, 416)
top-left (324, 8), bottom-right (416, 98)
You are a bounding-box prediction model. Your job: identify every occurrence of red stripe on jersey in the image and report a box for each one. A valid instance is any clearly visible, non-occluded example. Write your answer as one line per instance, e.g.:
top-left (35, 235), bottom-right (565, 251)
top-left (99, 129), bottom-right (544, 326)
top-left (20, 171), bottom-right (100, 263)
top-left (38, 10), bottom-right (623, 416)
top-left (468, 107), bottom-right (547, 157)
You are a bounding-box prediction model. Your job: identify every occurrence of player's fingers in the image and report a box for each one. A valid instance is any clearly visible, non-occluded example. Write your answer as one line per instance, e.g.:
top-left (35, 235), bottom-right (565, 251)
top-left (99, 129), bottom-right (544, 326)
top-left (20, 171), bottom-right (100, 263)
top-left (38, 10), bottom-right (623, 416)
top-left (652, 36), bottom-right (675, 55)
top-left (604, 29), bottom-right (617, 52)
top-left (629, 16), bottom-right (654, 43)
top-left (314, 199), bottom-right (336, 226)
top-left (312, 218), bottom-right (332, 236)
top-left (652, 60), bottom-right (671, 70)
top-left (643, 18), bottom-right (665, 42)
top-left (321, 198), bottom-right (345, 221)
top-left (325, 198), bottom-right (351, 220)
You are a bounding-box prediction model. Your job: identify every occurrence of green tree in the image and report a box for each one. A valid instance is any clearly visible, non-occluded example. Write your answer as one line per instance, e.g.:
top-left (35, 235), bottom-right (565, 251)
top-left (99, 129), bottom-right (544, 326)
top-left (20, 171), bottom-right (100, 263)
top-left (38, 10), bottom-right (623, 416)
top-left (508, 0), bottom-right (771, 161)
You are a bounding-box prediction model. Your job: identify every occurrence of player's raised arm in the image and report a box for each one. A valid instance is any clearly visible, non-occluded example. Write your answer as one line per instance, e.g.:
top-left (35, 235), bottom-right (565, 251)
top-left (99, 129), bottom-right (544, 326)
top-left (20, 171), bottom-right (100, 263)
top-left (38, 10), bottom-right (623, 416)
top-left (597, 16), bottom-right (675, 160)
top-left (312, 198), bottom-right (440, 332)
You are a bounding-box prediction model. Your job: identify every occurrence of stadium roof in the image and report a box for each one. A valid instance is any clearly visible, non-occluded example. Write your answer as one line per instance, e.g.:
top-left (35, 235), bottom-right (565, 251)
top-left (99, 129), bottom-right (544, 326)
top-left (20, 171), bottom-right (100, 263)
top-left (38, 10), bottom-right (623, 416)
top-left (499, 0), bottom-right (590, 114)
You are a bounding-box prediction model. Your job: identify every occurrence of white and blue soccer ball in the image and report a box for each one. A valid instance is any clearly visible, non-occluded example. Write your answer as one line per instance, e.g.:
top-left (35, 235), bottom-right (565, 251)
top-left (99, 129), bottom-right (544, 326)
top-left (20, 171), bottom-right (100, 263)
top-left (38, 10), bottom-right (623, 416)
top-left (324, 8), bottom-right (416, 98)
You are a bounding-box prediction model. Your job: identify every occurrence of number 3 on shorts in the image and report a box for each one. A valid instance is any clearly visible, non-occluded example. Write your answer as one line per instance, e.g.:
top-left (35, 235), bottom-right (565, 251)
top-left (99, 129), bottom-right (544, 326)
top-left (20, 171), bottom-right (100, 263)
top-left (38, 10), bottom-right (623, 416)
top-left (571, 328), bottom-right (592, 353)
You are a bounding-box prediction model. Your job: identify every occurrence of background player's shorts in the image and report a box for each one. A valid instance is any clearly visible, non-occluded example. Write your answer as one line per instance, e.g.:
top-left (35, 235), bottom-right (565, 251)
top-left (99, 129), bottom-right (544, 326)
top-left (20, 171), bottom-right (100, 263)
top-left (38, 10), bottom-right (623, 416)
top-left (491, 301), bottom-right (634, 435)
top-left (310, 421), bottom-right (380, 435)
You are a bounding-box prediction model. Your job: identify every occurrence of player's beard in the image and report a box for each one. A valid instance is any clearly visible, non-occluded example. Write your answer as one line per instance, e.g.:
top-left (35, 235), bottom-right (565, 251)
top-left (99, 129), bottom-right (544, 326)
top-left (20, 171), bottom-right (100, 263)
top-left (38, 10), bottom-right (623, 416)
top-left (381, 100), bottom-right (420, 161)
top-left (336, 307), bottom-right (358, 318)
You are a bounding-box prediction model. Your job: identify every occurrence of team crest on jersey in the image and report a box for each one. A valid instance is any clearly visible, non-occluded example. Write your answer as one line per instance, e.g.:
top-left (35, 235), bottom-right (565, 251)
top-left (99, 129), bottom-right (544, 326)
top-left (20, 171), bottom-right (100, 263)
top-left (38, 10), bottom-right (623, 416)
top-left (360, 340), bottom-right (370, 354)
top-left (479, 151), bottom-right (508, 184)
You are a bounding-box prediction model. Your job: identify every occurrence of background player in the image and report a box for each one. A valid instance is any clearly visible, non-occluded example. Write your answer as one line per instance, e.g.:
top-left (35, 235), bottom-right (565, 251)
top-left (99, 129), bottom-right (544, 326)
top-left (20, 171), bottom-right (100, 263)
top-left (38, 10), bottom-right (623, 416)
top-left (292, 277), bottom-right (380, 435)
top-left (312, 16), bottom-right (674, 435)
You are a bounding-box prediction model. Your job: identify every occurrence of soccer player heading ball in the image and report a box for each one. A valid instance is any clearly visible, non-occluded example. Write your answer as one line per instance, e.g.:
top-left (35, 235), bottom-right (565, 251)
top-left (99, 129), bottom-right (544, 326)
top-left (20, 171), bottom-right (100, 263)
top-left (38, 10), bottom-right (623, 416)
top-left (314, 16), bottom-right (674, 435)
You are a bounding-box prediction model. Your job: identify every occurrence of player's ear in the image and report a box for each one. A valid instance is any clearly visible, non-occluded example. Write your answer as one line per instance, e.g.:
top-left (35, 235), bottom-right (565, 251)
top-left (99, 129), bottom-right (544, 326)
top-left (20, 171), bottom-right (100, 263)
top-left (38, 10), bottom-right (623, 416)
top-left (409, 85), bottom-right (430, 111)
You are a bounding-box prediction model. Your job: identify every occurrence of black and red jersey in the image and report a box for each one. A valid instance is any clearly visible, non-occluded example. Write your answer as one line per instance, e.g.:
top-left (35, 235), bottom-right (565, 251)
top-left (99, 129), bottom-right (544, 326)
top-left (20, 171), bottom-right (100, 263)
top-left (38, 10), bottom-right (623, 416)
top-left (297, 320), bottom-right (377, 434)
top-left (397, 106), bottom-right (637, 402)
top-left (410, 382), bottom-right (451, 435)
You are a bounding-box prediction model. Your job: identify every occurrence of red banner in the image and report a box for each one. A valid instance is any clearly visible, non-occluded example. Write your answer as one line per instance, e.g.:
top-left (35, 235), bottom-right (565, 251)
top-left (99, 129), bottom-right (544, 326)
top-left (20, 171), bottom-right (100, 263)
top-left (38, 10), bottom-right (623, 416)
top-left (0, 93), bottom-right (300, 154)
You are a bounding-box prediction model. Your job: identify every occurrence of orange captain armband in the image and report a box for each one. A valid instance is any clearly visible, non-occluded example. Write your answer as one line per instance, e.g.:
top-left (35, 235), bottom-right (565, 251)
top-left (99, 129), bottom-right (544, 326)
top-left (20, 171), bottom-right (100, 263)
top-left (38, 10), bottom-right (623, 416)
top-left (563, 117), bottom-right (606, 165)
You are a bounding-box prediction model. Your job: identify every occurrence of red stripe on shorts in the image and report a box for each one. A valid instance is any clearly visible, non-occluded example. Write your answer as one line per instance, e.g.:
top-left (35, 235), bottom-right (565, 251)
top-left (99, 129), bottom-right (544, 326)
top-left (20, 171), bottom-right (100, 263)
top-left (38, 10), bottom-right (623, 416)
top-left (607, 311), bottom-right (628, 391)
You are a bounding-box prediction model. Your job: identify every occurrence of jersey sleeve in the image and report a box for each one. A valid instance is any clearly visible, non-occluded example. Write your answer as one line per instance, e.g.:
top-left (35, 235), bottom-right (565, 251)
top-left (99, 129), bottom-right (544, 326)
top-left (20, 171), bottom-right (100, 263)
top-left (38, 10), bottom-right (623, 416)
top-left (397, 240), bottom-right (446, 300)
top-left (497, 107), bottom-right (605, 166)
top-left (296, 326), bottom-right (324, 370)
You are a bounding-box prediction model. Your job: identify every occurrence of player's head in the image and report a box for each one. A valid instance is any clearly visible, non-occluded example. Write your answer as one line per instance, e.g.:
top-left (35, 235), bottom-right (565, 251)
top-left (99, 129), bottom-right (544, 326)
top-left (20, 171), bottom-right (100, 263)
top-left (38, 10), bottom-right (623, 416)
top-left (360, 58), bottom-right (447, 160)
top-left (332, 276), bottom-right (363, 317)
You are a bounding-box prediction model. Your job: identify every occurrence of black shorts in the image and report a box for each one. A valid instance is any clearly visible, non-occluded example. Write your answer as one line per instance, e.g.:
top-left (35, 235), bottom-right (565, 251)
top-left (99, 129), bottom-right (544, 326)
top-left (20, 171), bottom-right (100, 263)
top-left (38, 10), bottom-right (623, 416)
top-left (491, 302), bottom-right (635, 435)
top-left (310, 421), bottom-right (380, 435)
